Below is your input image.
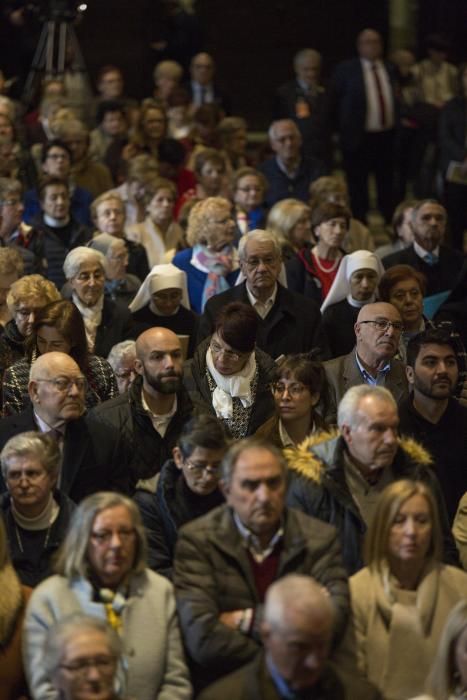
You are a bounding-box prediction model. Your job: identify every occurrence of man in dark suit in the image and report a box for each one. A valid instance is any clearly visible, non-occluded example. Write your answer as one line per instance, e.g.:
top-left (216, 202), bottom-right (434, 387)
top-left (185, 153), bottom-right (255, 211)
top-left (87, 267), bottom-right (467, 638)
top-left (273, 48), bottom-right (330, 167)
top-left (197, 230), bottom-right (327, 360)
top-left (185, 52), bottom-right (230, 114)
top-left (383, 200), bottom-right (464, 297)
top-left (328, 28), bottom-right (396, 221)
top-left (0, 352), bottom-right (131, 500)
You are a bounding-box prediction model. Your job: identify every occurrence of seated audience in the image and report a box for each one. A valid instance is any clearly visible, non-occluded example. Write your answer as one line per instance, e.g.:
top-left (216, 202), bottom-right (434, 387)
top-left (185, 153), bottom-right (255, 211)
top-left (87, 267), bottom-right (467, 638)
top-left (0, 177), bottom-right (45, 274)
top-left (2, 299), bottom-right (118, 416)
top-left (130, 99), bottom-right (167, 159)
top-left (157, 137), bottom-right (197, 197)
top-left (152, 60), bottom-right (183, 107)
top-left (23, 492), bottom-right (192, 700)
top-left (231, 166), bottom-right (268, 236)
top-left (172, 196), bottom-right (238, 313)
top-left (42, 614), bottom-right (125, 700)
top-left (0, 352), bottom-right (132, 501)
top-left (338, 479), bottom-right (467, 700)
top-left (185, 302), bottom-right (275, 438)
top-left (256, 353), bottom-right (327, 448)
top-left (321, 250), bottom-right (384, 358)
top-left (106, 340), bottom-right (137, 395)
top-left (453, 493), bottom-right (467, 570)
top-left (176, 148), bottom-right (228, 215)
top-left (266, 197), bottom-right (313, 261)
top-left (115, 153), bottom-right (159, 226)
top-left (126, 177), bottom-right (185, 267)
top-left (0, 248), bottom-right (24, 326)
top-left (62, 247), bottom-right (135, 358)
top-left (197, 229), bottom-right (326, 359)
top-left (0, 432), bottom-right (75, 587)
top-left (286, 200), bottom-right (350, 304)
top-left (0, 516), bottom-right (31, 699)
top-left (91, 328), bottom-right (193, 491)
top-left (88, 233), bottom-right (141, 305)
top-left (91, 192), bottom-right (149, 282)
top-left (130, 264), bottom-right (199, 358)
top-left (135, 414), bottom-right (227, 579)
top-left (375, 199), bottom-right (417, 259)
top-left (89, 100), bottom-right (128, 164)
top-left (218, 116), bottom-right (248, 171)
top-left (186, 52), bottom-right (231, 114)
top-left (167, 88), bottom-right (194, 141)
top-left (174, 437), bottom-right (349, 690)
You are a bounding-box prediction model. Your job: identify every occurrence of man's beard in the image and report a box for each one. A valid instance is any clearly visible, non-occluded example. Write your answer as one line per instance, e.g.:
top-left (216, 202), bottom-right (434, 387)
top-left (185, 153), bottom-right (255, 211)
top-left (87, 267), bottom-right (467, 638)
top-left (145, 370), bottom-right (182, 394)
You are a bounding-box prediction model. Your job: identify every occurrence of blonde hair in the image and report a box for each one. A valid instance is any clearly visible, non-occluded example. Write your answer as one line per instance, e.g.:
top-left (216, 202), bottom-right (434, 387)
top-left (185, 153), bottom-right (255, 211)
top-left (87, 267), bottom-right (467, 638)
top-left (91, 191), bottom-right (125, 223)
top-left (0, 247), bottom-right (24, 277)
top-left (7, 274), bottom-right (60, 313)
top-left (153, 60), bottom-right (183, 83)
top-left (266, 198), bottom-right (311, 245)
top-left (186, 196), bottom-right (231, 247)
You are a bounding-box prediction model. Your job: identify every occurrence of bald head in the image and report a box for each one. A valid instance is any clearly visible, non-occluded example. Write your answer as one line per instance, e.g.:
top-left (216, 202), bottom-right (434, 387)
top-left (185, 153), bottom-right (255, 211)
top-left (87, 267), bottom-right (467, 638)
top-left (135, 327), bottom-right (181, 360)
top-left (355, 302), bottom-right (402, 366)
top-left (29, 352), bottom-right (86, 425)
top-left (30, 351), bottom-right (80, 381)
top-left (134, 327), bottom-right (183, 396)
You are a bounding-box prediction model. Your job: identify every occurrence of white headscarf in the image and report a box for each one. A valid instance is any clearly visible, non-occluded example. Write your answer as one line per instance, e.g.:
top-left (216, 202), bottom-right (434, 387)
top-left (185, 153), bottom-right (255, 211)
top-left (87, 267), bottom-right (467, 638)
top-left (129, 263), bottom-right (190, 312)
top-left (320, 250), bottom-right (385, 313)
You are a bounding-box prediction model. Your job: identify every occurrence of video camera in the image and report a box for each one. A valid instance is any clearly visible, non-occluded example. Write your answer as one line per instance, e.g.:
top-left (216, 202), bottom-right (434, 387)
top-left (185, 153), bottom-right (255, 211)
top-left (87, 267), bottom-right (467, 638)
top-left (26, 0), bottom-right (82, 22)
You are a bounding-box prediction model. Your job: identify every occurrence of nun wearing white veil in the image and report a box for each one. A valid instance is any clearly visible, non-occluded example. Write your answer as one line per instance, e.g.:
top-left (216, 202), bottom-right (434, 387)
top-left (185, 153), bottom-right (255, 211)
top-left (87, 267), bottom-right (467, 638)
top-left (130, 264), bottom-right (199, 358)
top-left (321, 250), bottom-right (385, 358)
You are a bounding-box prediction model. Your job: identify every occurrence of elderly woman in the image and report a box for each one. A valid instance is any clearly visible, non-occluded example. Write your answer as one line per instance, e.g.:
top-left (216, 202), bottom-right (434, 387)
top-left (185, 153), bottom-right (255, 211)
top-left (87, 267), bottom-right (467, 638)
top-left (286, 201), bottom-right (350, 304)
top-left (88, 233), bottom-right (141, 305)
top-left (176, 148), bottom-right (228, 216)
top-left (172, 196), bottom-right (238, 312)
top-left (130, 263), bottom-right (198, 358)
top-left (321, 250), bottom-right (384, 358)
top-left (411, 600), bottom-right (467, 700)
top-left (0, 275), bottom-right (60, 398)
top-left (266, 197), bottom-right (312, 260)
top-left (63, 247), bottom-right (135, 358)
top-left (43, 614), bottom-right (125, 700)
top-left (339, 479), bottom-right (467, 700)
top-left (131, 100), bottom-right (167, 159)
top-left (255, 354), bottom-right (327, 448)
top-left (218, 116), bottom-right (248, 171)
top-left (2, 300), bottom-right (118, 415)
top-left (0, 516), bottom-right (31, 699)
top-left (231, 166), bottom-right (267, 235)
top-left (0, 248), bottom-right (23, 327)
top-left (0, 432), bottom-right (75, 587)
top-left (107, 340), bottom-right (137, 395)
top-left (23, 492), bottom-right (192, 700)
top-left (184, 301), bottom-right (275, 437)
top-left (152, 60), bottom-right (183, 106)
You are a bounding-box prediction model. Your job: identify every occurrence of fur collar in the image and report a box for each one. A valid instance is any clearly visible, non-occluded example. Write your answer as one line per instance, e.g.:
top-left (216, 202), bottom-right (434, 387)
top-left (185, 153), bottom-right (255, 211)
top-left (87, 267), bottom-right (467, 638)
top-left (0, 564), bottom-right (24, 647)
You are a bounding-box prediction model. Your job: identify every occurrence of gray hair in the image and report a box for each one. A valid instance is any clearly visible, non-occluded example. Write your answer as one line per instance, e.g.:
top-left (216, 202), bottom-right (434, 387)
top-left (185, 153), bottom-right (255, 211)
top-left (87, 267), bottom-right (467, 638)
top-left (63, 246), bottom-right (106, 280)
top-left (0, 431), bottom-right (61, 481)
top-left (337, 385), bottom-right (397, 430)
top-left (267, 119), bottom-right (299, 143)
top-left (293, 48), bottom-right (321, 72)
top-left (43, 613), bottom-right (122, 679)
top-left (54, 492), bottom-right (147, 580)
top-left (221, 436), bottom-right (286, 485)
top-left (107, 340), bottom-right (137, 370)
top-left (238, 229), bottom-right (282, 261)
top-left (264, 573), bottom-right (335, 631)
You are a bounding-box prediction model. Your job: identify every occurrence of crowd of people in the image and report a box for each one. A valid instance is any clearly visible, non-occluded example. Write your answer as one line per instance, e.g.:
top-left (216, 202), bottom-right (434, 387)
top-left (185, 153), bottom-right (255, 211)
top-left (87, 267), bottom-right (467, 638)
top-left (0, 20), bottom-right (466, 700)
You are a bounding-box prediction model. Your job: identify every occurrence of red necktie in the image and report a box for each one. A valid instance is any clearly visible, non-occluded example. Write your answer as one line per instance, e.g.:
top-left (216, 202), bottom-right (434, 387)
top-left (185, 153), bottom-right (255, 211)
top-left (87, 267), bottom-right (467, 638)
top-left (371, 62), bottom-right (387, 128)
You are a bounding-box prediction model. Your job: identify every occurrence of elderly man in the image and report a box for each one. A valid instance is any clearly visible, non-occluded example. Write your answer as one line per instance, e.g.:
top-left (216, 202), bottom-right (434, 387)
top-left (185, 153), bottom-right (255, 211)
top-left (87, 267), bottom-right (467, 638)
top-left (0, 177), bottom-right (45, 274)
top-left (399, 328), bottom-right (467, 523)
top-left (91, 327), bottom-right (193, 491)
top-left (174, 437), bottom-right (349, 690)
top-left (286, 385), bottom-right (458, 574)
top-left (186, 52), bottom-right (230, 114)
top-left (199, 574), bottom-right (378, 700)
top-left (197, 229), bottom-right (326, 359)
top-left (0, 352), bottom-right (131, 501)
top-left (320, 301), bottom-right (408, 424)
top-left (259, 119), bottom-right (324, 208)
top-left (383, 199), bottom-right (464, 296)
top-left (328, 28), bottom-right (396, 222)
top-left (273, 48), bottom-right (330, 166)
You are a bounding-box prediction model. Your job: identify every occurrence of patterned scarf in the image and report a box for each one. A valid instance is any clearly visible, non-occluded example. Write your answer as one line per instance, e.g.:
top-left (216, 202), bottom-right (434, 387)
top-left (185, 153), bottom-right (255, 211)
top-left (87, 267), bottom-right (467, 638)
top-left (192, 244), bottom-right (234, 311)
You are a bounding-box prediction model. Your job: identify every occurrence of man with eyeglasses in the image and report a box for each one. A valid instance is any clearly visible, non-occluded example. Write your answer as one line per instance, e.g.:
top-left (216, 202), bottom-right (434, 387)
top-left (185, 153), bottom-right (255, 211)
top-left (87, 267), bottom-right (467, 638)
top-left (197, 229), bottom-right (327, 360)
top-left (186, 52), bottom-right (231, 114)
top-left (320, 301), bottom-right (408, 425)
top-left (135, 414), bottom-right (227, 580)
top-left (0, 176), bottom-right (45, 274)
top-left (0, 352), bottom-right (132, 502)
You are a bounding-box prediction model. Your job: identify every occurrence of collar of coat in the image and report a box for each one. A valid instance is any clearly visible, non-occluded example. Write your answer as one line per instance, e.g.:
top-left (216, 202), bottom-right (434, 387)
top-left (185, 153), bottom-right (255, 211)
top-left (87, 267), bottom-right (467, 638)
top-left (284, 430), bottom-right (433, 485)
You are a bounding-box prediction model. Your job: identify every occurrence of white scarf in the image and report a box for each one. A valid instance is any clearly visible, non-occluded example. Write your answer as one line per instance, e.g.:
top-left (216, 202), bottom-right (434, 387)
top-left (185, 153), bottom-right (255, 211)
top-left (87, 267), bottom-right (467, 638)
top-left (72, 293), bottom-right (104, 352)
top-left (206, 346), bottom-right (256, 419)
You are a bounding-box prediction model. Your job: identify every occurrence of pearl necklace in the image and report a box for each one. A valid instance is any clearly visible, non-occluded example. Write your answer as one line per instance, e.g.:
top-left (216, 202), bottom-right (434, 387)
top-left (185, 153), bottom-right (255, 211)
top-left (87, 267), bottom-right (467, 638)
top-left (311, 247), bottom-right (342, 273)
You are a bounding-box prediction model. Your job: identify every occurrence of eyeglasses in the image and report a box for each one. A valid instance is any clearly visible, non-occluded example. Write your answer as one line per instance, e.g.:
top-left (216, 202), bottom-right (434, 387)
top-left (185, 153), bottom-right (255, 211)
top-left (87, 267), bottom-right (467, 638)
top-left (7, 468), bottom-right (47, 484)
top-left (272, 382), bottom-right (307, 398)
top-left (358, 319), bottom-right (404, 332)
top-left (1, 199), bottom-right (22, 207)
top-left (34, 376), bottom-right (88, 392)
top-left (60, 656), bottom-right (116, 677)
top-left (90, 528), bottom-right (136, 545)
top-left (237, 186), bottom-right (262, 193)
top-left (210, 339), bottom-right (243, 362)
top-left (184, 459), bottom-right (221, 476)
top-left (243, 255), bottom-right (279, 270)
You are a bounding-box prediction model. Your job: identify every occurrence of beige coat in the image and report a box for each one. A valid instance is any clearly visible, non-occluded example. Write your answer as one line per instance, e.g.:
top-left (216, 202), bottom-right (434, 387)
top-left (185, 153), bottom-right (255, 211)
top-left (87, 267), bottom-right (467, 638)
top-left (336, 563), bottom-right (467, 700)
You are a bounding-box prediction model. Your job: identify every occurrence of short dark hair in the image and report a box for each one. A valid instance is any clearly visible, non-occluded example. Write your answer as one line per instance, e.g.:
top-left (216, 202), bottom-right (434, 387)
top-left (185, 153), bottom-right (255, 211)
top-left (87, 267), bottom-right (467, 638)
top-left (158, 138), bottom-right (186, 167)
top-left (96, 100), bottom-right (125, 125)
top-left (310, 201), bottom-right (351, 234)
top-left (38, 176), bottom-right (69, 203)
top-left (273, 354), bottom-right (325, 395)
top-left (406, 328), bottom-right (458, 368)
top-left (29, 300), bottom-right (89, 369)
top-left (391, 198), bottom-right (418, 241)
top-left (215, 302), bottom-right (258, 353)
top-left (178, 414), bottom-right (229, 459)
top-left (41, 139), bottom-right (72, 164)
top-left (378, 264), bottom-right (427, 301)
top-left (194, 148), bottom-right (226, 177)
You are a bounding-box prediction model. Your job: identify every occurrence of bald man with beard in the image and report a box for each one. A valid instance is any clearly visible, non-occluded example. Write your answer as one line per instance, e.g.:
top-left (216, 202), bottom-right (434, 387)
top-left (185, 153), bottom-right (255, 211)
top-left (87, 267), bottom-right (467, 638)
top-left (318, 302), bottom-right (408, 425)
top-left (90, 328), bottom-right (194, 491)
top-left (0, 352), bottom-right (132, 500)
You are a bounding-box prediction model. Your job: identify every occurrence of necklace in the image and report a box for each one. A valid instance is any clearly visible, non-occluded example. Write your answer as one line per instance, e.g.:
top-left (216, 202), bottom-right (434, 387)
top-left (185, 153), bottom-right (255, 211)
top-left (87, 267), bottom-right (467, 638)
top-left (14, 522), bottom-right (51, 554)
top-left (311, 247), bottom-right (341, 273)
